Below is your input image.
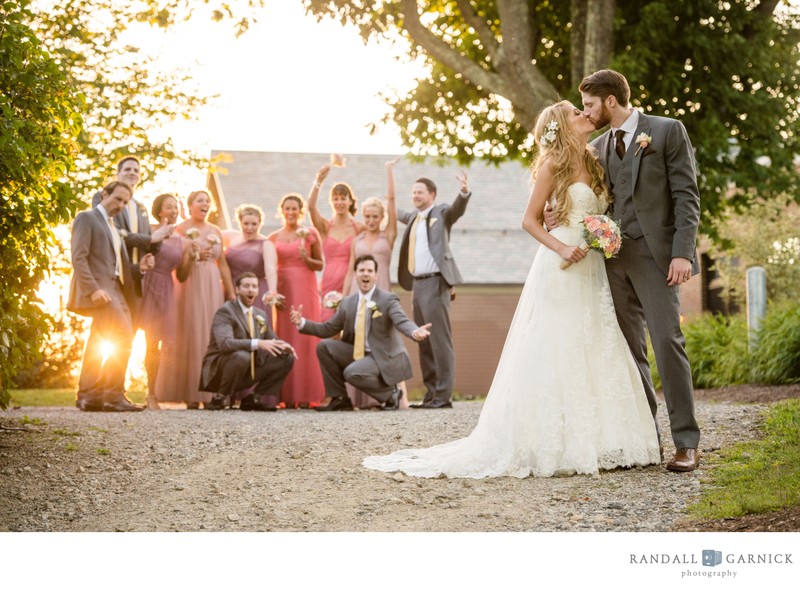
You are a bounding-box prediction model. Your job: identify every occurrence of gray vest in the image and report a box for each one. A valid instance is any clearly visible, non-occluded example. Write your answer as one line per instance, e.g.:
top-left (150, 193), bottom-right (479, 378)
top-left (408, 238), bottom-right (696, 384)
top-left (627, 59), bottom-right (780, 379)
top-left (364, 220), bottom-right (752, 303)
top-left (607, 142), bottom-right (643, 239)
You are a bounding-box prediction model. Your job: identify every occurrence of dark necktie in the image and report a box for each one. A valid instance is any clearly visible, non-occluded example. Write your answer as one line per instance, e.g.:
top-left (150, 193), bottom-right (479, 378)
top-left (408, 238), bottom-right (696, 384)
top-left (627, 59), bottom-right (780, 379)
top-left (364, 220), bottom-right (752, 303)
top-left (614, 129), bottom-right (626, 160)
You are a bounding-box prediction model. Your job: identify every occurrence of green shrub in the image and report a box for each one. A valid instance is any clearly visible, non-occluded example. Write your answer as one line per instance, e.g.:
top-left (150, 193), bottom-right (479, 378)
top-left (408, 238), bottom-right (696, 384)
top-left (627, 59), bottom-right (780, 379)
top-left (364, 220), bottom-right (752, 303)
top-left (647, 302), bottom-right (800, 389)
top-left (751, 301), bottom-right (800, 385)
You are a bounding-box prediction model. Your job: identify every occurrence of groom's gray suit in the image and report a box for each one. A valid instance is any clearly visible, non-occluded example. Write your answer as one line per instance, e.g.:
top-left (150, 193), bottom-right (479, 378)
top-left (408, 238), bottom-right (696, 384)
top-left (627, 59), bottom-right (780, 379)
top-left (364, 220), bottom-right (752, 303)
top-left (593, 111), bottom-right (701, 449)
top-left (299, 288), bottom-right (420, 405)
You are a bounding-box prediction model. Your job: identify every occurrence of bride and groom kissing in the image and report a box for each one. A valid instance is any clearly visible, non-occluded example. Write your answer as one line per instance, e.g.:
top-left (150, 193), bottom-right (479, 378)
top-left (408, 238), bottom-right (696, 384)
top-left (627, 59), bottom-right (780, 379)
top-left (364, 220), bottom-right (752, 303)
top-left (364, 69), bottom-right (701, 479)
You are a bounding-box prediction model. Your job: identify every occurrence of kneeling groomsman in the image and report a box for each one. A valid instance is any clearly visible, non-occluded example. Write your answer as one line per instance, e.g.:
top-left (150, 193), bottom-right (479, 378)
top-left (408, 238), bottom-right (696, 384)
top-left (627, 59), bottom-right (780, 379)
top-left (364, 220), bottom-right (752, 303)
top-left (200, 273), bottom-right (295, 411)
top-left (290, 255), bottom-right (431, 411)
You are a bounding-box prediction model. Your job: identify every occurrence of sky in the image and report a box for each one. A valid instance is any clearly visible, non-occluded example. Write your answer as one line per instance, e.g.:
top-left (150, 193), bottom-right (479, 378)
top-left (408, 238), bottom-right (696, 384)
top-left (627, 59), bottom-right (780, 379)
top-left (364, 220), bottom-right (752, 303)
top-left (141, 0), bottom-right (426, 192)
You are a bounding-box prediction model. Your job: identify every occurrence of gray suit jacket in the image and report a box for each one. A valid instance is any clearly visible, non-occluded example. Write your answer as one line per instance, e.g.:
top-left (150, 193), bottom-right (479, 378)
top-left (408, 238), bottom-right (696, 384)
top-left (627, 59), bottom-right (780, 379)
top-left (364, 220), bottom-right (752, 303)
top-left (92, 191), bottom-right (158, 260)
top-left (397, 192), bottom-right (471, 291)
top-left (67, 208), bottom-right (136, 316)
top-left (199, 301), bottom-right (278, 392)
top-left (299, 288), bottom-right (418, 385)
top-left (593, 113), bottom-right (700, 276)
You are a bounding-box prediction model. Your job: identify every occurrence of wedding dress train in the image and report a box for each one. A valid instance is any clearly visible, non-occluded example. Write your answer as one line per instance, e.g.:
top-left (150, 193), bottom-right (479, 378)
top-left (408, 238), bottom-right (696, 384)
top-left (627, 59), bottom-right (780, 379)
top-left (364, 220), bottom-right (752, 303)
top-left (363, 183), bottom-right (661, 478)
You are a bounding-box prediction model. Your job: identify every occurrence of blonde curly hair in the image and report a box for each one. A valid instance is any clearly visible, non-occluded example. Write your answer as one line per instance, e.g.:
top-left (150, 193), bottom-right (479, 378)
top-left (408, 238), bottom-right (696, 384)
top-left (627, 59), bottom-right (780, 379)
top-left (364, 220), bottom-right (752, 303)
top-left (530, 100), bottom-right (611, 225)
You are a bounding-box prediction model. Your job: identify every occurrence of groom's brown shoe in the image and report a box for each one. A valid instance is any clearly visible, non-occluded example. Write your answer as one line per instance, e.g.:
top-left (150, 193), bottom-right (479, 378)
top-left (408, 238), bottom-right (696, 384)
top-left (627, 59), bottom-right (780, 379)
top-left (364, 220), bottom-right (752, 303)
top-left (666, 448), bottom-right (700, 472)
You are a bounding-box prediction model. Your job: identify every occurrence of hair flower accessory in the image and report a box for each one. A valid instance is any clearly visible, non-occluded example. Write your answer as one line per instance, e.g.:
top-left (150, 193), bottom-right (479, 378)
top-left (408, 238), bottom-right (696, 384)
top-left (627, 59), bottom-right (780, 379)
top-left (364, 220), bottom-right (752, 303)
top-left (634, 133), bottom-right (652, 156)
top-left (539, 120), bottom-right (559, 148)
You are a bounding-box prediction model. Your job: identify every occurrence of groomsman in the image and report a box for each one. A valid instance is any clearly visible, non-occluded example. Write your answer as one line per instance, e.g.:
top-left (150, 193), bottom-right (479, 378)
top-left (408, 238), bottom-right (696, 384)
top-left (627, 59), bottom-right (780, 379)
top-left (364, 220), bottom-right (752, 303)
top-left (397, 172), bottom-right (471, 408)
top-left (92, 155), bottom-right (173, 313)
top-left (199, 273), bottom-right (296, 411)
top-left (290, 255), bottom-right (431, 411)
top-left (579, 69), bottom-right (702, 471)
top-left (68, 182), bottom-right (154, 412)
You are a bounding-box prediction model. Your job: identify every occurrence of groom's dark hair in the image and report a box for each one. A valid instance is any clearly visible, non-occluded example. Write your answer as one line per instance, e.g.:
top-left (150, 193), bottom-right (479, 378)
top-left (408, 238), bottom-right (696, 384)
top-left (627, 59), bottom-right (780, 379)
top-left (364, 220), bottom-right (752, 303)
top-left (579, 69), bottom-right (631, 107)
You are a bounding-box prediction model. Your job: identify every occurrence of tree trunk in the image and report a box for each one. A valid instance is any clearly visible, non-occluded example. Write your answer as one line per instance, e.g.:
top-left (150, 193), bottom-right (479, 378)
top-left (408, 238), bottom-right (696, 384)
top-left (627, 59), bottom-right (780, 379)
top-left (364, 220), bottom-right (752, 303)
top-left (583, 0), bottom-right (615, 77)
top-left (571, 0), bottom-right (587, 89)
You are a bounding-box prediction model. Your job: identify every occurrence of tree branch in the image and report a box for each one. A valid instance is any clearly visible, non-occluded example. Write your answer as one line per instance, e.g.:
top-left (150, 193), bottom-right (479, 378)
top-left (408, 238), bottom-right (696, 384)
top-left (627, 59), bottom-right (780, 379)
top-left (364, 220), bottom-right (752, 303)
top-left (453, 0), bottom-right (499, 58)
top-left (400, 0), bottom-right (511, 94)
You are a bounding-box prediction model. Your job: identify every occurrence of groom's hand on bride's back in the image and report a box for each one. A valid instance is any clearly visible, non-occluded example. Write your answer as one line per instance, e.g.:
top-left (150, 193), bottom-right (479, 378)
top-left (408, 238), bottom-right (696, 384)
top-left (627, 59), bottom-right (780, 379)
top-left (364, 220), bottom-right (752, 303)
top-left (543, 204), bottom-right (559, 231)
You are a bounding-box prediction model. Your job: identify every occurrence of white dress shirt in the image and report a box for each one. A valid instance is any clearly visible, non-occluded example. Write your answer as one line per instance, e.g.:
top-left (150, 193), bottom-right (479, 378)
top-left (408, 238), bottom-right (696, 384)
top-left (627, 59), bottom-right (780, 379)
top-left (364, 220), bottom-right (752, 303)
top-left (611, 109), bottom-right (640, 152)
top-left (412, 204), bottom-right (439, 276)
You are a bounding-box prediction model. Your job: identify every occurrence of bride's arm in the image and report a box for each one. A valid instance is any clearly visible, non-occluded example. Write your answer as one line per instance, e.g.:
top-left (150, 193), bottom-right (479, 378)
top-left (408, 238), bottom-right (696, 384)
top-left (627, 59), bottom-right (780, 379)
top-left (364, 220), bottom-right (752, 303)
top-left (521, 162), bottom-right (587, 265)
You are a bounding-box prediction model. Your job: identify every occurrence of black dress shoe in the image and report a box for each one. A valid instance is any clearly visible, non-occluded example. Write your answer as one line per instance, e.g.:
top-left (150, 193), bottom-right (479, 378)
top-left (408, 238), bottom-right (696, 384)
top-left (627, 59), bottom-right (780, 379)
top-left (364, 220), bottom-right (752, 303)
top-left (77, 398), bottom-right (104, 412)
top-left (315, 397), bottom-right (354, 412)
top-left (414, 400), bottom-right (453, 409)
top-left (382, 388), bottom-right (402, 411)
top-left (205, 394), bottom-right (228, 410)
top-left (102, 399), bottom-right (144, 412)
top-left (251, 401), bottom-right (277, 412)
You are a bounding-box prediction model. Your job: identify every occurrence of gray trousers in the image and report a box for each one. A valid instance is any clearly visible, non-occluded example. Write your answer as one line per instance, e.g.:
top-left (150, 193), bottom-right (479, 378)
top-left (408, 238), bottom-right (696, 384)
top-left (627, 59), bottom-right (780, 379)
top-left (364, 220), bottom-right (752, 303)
top-left (316, 340), bottom-right (393, 404)
top-left (606, 235), bottom-right (700, 449)
top-left (412, 275), bottom-right (454, 404)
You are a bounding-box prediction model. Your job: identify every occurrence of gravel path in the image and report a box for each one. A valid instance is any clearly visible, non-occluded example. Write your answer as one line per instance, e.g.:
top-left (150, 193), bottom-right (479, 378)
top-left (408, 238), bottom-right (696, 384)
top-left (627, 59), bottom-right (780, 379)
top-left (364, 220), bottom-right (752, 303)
top-left (0, 399), bottom-right (766, 532)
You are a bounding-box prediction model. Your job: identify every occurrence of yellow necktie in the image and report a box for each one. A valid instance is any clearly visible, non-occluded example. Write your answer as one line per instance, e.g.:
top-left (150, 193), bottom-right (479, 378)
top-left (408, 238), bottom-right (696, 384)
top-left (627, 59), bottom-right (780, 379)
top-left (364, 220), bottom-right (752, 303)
top-left (407, 213), bottom-right (422, 275)
top-left (127, 201), bottom-right (139, 264)
top-left (353, 297), bottom-right (366, 360)
top-left (109, 217), bottom-right (124, 285)
top-left (247, 308), bottom-right (256, 379)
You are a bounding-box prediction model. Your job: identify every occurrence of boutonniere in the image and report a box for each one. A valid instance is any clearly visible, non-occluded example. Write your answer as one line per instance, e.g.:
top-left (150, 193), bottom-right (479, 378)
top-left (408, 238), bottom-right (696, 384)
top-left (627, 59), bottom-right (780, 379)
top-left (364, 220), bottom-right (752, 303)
top-left (634, 133), bottom-right (652, 157)
top-left (138, 205), bottom-right (148, 217)
top-left (366, 300), bottom-right (382, 318)
top-left (428, 217), bottom-right (438, 227)
top-left (117, 228), bottom-right (129, 239)
top-left (255, 315), bottom-right (268, 333)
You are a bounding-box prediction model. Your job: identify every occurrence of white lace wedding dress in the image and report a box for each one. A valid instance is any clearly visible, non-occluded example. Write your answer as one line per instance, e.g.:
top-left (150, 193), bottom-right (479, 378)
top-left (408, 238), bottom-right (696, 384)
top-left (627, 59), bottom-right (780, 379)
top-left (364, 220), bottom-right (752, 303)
top-left (363, 183), bottom-right (661, 478)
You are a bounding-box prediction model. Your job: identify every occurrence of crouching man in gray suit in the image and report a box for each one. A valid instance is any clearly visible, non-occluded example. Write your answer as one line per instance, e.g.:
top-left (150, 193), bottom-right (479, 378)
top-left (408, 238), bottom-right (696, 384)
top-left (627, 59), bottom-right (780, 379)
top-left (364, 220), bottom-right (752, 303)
top-left (290, 255), bottom-right (431, 411)
top-left (199, 272), bottom-right (296, 411)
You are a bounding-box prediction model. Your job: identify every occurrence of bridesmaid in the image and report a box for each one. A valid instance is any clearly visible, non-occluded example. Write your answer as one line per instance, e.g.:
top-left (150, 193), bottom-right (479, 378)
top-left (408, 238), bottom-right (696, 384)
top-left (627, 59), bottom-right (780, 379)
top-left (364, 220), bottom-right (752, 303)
top-left (307, 165), bottom-right (362, 321)
top-left (157, 189), bottom-right (235, 409)
top-left (268, 194), bottom-right (326, 408)
top-left (139, 193), bottom-right (192, 410)
top-left (225, 204), bottom-right (281, 330)
top-left (342, 157), bottom-right (408, 409)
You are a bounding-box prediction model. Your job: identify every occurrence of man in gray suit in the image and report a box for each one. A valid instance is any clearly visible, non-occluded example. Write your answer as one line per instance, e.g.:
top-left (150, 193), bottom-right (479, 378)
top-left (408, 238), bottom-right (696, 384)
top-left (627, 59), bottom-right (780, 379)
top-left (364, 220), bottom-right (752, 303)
top-left (290, 255), bottom-right (431, 411)
top-left (199, 272), bottom-right (295, 411)
top-left (580, 69), bottom-right (701, 471)
top-left (68, 181), bottom-right (154, 412)
top-left (91, 155), bottom-right (173, 311)
top-left (397, 173), bottom-right (470, 409)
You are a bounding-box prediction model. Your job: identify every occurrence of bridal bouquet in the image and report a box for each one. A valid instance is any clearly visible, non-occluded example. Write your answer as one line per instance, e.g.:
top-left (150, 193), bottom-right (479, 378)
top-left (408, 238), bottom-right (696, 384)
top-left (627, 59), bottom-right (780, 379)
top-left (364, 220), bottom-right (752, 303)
top-left (560, 215), bottom-right (622, 270)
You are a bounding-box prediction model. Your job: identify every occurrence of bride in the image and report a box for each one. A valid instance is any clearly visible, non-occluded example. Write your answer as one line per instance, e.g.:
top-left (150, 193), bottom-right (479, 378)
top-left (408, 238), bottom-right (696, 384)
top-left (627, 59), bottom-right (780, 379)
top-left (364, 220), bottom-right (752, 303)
top-left (363, 101), bottom-right (661, 478)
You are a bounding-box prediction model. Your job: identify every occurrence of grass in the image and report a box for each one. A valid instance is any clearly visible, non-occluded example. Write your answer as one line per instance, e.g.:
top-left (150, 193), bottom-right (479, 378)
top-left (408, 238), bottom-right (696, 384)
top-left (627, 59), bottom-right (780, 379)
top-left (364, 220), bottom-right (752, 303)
top-left (689, 399), bottom-right (800, 519)
top-left (8, 389), bottom-right (145, 407)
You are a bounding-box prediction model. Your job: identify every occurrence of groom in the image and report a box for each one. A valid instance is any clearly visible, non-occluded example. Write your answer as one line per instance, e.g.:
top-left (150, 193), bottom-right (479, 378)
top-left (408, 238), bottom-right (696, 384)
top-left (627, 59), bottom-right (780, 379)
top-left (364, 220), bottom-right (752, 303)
top-left (579, 69), bottom-right (701, 472)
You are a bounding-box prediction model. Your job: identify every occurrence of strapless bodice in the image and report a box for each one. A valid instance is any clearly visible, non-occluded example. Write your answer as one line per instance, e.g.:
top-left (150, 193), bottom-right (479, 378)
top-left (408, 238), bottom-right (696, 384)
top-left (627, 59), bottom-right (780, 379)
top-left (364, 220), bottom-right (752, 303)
top-left (562, 183), bottom-right (608, 226)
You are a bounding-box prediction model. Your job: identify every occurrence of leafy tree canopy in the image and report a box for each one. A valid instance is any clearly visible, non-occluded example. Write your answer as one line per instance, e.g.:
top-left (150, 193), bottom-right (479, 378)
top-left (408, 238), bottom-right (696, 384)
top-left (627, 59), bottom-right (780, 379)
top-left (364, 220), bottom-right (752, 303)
top-left (303, 0), bottom-right (800, 235)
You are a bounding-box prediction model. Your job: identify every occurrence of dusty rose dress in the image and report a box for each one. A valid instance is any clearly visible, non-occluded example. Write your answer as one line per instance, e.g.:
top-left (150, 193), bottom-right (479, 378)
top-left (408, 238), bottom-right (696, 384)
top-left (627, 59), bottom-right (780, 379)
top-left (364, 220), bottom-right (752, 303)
top-left (156, 228), bottom-right (224, 405)
top-left (347, 231), bottom-right (395, 409)
top-left (225, 237), bottom-right (273, 331)
top-left (273, 234), bottom-right (325, 407)
top-left (139, 236), bottom-right (183, 346)
top-left (319, 220), bottom-right (358, 321)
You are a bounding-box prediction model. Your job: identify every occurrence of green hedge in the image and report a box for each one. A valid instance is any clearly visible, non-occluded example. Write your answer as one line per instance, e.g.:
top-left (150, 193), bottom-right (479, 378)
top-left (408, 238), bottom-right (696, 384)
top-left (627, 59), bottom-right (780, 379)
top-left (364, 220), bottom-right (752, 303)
top-left (648, 301), bottom-right (800, 389)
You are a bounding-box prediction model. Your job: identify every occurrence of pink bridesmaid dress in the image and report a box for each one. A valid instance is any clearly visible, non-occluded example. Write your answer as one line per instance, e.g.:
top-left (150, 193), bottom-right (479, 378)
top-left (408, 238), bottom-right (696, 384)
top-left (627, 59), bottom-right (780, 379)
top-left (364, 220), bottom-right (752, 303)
top-left (273, 234), bottom-right (326, 407)
top-left (157, 228), bottom-right (224, 405)
top-left (319, 220), bottom-right (358, 321)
